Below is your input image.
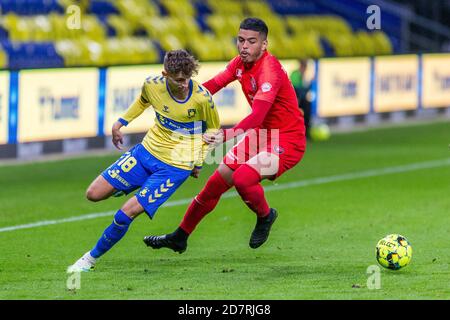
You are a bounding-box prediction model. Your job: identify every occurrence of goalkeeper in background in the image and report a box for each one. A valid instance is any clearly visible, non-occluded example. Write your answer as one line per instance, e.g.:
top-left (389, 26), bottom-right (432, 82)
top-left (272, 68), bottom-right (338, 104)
top-left (67, 50), bottom-right (220, 272)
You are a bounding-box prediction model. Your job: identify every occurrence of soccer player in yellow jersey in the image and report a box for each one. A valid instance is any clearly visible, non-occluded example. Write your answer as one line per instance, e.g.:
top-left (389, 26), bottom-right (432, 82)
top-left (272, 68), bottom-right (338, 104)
top-left (68, 50), bottom-right (220, 272)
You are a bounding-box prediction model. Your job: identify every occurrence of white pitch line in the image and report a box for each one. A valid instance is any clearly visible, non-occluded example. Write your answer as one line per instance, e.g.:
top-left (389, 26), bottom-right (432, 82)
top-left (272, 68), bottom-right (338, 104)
top-left (1, 158), bottom-right (449, 233)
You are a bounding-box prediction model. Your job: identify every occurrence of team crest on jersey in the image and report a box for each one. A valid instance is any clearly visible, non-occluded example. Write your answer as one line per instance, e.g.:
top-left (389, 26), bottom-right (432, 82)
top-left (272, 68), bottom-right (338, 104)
top-left (273, 145), bottom-right (284, 154)
top-left (236, 69), bottom-right (242, 79)
top-left (250, 77), bottom-right (257, 92)
top-left (162, 105), bottom-right (170, 113)
top-left (187, 108), bottom-right (196, 118)
top-left (261, 82), bottom-right (272, 93)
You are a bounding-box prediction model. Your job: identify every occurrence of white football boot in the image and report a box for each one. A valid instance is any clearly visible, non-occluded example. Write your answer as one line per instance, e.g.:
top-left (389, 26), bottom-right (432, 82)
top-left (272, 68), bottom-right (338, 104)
top-left (67, 251), bottom-right (96, 273)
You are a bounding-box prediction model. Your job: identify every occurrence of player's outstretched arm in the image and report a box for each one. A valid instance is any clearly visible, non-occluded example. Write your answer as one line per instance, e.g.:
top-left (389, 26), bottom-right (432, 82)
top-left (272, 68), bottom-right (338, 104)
top-left (202, 60), bottom-right (237, 95)
top-left (203, 99), bottom-right (273, 145)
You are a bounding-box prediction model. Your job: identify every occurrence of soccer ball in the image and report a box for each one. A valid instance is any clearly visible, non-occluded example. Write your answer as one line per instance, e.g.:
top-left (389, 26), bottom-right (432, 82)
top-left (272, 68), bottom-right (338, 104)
top-left (376, 234), bottom-right (412, 270)
top-left (310, 123), bottom-right (330, 141)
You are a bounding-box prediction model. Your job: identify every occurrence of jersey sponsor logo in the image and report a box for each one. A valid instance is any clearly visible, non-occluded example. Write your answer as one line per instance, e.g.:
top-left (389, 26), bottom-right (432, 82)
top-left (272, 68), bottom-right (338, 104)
top-left (155, 112), bottom-right (205, 135)
top-left (250, 77), bottom-right (257, 92)
top-left (107, 169), bottom-right (131, 187)
top-left (273, 145), bottom-right (284, 154)
top-left (261, 82), bottom-right (272, 93)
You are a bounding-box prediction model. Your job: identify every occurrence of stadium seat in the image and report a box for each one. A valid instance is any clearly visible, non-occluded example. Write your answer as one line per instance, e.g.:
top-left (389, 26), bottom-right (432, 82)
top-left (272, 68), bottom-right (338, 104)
top-left (107, 15), bottom-right (134, 38)
top-left (0, 0), bottom-right (396, 68)
top-left (371, 31), bottom-right (393, 55)
top-left (160, 0), bottom-right (196, 17)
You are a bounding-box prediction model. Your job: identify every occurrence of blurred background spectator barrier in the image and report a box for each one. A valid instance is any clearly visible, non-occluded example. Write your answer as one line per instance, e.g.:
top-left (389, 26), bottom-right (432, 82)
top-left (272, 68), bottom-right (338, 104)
top-left (0, 53), bottom-right (449, 159)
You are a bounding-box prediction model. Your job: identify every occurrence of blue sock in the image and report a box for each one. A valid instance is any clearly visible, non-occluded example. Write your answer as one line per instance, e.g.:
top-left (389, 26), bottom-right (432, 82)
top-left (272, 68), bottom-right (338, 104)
top-left (90, 210), bottom-right (133, 259)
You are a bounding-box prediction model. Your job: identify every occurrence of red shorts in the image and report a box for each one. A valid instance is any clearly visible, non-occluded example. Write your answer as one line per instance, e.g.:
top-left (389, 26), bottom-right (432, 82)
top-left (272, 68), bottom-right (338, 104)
top-left (223, 130), bottom-right (306, 180)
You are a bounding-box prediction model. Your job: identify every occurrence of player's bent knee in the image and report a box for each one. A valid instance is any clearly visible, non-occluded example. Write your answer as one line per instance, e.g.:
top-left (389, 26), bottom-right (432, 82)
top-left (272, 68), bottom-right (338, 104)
top-left (85, 188), bottom-right (103, 202)
top-left (85, 187), bottom-right (94, 201)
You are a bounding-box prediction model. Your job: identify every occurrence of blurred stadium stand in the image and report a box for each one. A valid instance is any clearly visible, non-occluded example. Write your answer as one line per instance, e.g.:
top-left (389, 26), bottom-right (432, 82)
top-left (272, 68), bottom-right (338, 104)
top-left (0, 0), bottom-right (448, 69)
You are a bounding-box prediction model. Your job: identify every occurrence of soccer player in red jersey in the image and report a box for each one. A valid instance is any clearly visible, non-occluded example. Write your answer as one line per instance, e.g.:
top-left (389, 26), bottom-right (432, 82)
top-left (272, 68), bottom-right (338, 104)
top-left (144, 18), bottom-right (306, 252)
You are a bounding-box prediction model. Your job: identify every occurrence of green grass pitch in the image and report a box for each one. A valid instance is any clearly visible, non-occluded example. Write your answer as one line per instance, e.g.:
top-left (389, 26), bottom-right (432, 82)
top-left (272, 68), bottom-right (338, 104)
top-left (0, 120), bottom-right (449, 299)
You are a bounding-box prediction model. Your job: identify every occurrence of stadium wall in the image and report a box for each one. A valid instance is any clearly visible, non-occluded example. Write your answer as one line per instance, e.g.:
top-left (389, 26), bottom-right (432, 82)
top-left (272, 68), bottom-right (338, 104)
top-left (0, 54), bottom-right (449, 160)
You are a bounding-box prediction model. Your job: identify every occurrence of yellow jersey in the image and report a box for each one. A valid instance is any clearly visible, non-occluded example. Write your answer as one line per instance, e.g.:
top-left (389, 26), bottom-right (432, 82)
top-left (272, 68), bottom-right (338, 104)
top-left (118, 76), bottom-right (220, 170)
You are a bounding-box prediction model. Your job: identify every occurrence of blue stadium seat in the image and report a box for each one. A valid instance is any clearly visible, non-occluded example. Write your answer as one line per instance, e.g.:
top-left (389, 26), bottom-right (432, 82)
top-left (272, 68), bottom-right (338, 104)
top-left (0, 0), bottom-right (63, 15)
top-left (269, 0), bottom-right (318, 15)
top-left (88, 0), bottom-right (120, 15)
top-left (0, 26), bottom-right (9, 41)
top-left (2, 41), bottom-right (64, 69)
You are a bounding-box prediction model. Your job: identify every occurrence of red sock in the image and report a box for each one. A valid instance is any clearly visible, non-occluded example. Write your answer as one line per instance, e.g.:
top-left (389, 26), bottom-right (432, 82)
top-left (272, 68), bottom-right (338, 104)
top-left (232, 164), bottom-right (270, 218)
top-left (180, 170), bottom-right (232, 234)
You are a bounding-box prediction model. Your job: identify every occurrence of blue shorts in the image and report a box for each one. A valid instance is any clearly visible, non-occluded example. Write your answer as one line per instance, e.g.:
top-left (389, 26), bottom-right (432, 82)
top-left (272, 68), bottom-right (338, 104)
top-left (101, 143), bottom-right (191, 218)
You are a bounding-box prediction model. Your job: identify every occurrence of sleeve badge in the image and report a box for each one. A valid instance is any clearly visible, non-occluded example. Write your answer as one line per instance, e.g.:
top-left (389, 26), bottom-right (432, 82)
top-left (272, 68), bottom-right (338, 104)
top-left (261, 82), bottom-right (272, 92)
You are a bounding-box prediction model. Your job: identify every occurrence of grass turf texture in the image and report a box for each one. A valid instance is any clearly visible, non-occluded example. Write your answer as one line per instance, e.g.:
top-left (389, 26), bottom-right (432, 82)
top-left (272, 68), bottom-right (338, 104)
top-left (0, 121), bottom-right (449, 299)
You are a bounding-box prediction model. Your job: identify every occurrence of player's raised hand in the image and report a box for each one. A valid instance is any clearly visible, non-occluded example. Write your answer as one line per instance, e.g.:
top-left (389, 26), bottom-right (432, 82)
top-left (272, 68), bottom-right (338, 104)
top-left (112, 121), bottom-right (124, 150)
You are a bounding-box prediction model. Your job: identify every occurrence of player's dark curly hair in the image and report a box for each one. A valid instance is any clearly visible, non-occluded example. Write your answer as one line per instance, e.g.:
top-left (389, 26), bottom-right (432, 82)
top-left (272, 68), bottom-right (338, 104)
top-left (239, 17), bottom-right (269, 39)
top-left (163, 49), bottom-right (199, 77)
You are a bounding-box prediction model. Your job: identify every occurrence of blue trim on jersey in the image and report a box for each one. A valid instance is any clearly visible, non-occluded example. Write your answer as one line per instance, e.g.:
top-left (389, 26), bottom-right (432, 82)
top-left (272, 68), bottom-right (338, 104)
top-left (97, 68), bottom-right (107, 136)
top-left (155, 112), bottom-right (206, 135)
top-left (166, 79), bottom-right (193, 104)
top-left (8, 71), bottom-right (19, 144)
top-left (118, 118), bottom-right (129, 126)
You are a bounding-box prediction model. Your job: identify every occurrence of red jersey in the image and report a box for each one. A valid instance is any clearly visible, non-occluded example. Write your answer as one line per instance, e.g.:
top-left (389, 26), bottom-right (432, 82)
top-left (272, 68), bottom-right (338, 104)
top-left (205, 51), bottom-right (305, 138)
